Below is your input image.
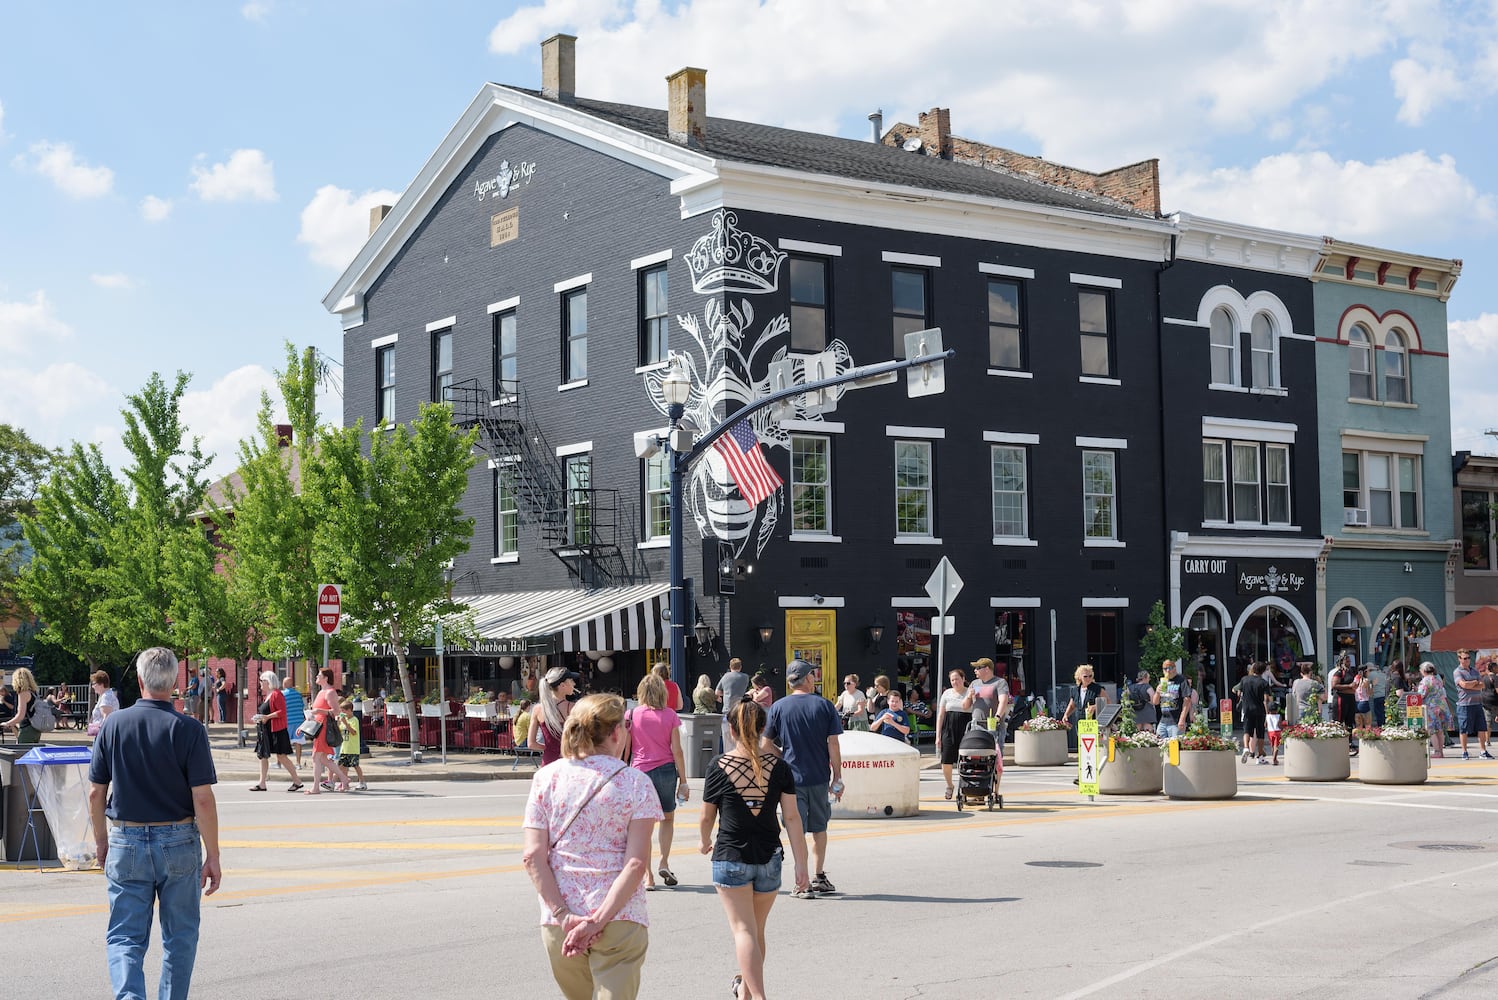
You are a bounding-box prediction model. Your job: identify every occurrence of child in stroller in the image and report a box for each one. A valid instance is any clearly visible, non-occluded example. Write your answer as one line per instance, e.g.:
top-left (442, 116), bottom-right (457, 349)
top-left (954, 724), bottom-right (1003, 811)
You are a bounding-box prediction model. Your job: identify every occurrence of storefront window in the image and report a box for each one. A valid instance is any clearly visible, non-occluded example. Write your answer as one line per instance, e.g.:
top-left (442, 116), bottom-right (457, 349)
top-left (1235, 605), bottom-right (1304, 677)
top-left (1331, 607), bottom-right (1365, 667)
top-left (993, 610), bottom-right (1029, 697)
top-left (1084, 611), bottom-right (1119, 686)
top-left (1374, 606), bottom-right (1431, 669)
top-left (895, 610), bottom-right (931, 689)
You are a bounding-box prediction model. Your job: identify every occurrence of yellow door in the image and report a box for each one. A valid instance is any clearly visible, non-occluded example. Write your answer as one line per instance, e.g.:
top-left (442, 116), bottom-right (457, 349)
top-left (784, 609), bottom-right (837, 699)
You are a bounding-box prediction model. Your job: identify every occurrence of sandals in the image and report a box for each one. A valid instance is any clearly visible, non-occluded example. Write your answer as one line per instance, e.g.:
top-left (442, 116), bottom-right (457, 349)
top-left (658, 867), bottom-right (678, 888)
top-left (248, 784), bottom-right (267, 791)
top-left (731, 974), bottom-right (742, 998)
top-left (944, 787), bottom-right (954, 800)
top-left (286, 783), bottom-right (303, 792)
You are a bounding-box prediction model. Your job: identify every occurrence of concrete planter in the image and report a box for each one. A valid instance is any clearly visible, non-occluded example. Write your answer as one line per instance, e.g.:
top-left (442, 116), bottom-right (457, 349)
top-left (1013, 728), bottom-right (1068, 766)
top-left (1285, 736), bottom-right (1351, 782)
top-left (1099, 745), bottom-right (1163, 795)
top-left (1357, 739), bottom-right (1428, 785)
top-left (1163, 749), bottom-right (1237, 800)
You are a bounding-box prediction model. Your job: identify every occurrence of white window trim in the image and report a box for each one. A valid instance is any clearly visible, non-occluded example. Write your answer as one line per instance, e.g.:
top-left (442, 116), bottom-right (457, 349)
top-left (490, 553), bottom-right (519, 565)
top-left (882, 251), bottom-right (941, 267)
top-left (991, 597), bottom-right (1042, 608)
top-left (371, 333), bottom-right (399, 349)
top-left (891, 597), bottom-right (937, 608)
top-left (1163, 317), bottom-right (1205, 328)
top-left (789, 533), bottom-right (844, 543)
top-left (1340, 430), bottom-right (1427, 456)
top-left (1202, 416), bottom-right (1297, 445)
top-left (789, 432), bottom-right (833, 538)
top-left (487, 295), bottom-right (520, 314)
top-left (558, 379), bottom-right (589, 393)
top-left (979, 262), bottom-right (1035, 279)
top-left (1210, 383), bottom-right (1249, 393)
top-left (1231, 441), bottom-right (1263, 526)
top-left (893, 536), bottom-right (944, 545)
top-left (988, 369), bottom-right (1035, 379)
top-left (634, 361), bottom-right (668, 374)
top-left (1082, 597), bottom-right (1130, 608)
top-left (1248, 386), bottom-right (1289, 397)
top-left (1079, 376), bottom-right (1122, 387)
top-left (886, 425), bottom-right (945, 439)
top-left (1084, 538), bottom-right (1127, 548)
top-left (1070, 273), bottom-right (1123, 289)
top-left (782, 419), bottom-right (846, 434)
top-left (553, 272), bottom-right (591, 293)
top-left (992, 537), bottom-right (1039, 547)
top-left (780, 238), bottom-right (843, 256)
top-left (636, 538), bottom-right (671, 550)
top-left (984, 431), bottom-right (1041, 445)
top-left (990, 442), bottom-right (1030, 542)
top-left (1076, 436), bottom-right (1128, 449)
top-left (778, 596), bottom-right (846, 608)
top-left (629, 248), bottom-right (673, 270)
top-left (485, 456), bottom-right (521, 469)
top-left (1203, 521), bottom-right (1302, 532)
top-left (555, 441), bottom-right (594, 458)
top-left (425, 316), bottom-right (456, 333)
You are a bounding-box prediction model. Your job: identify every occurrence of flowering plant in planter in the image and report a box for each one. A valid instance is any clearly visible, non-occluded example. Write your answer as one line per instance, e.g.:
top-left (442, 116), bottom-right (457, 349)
top-left (1018, 715), bottom-right (1064, 732)
top-left (1176, 716), bottom-right (1235, 751)
top-left (1114, 730), bottom-right (1163, 749)
top-left (1353, 725), bottom-right (1426, 741)
top-left (1281, 720), bottom-right (1349, 741)
top-left (466, 691), bottom-right (492, 704)
top-left (421, 690), bottom-right (442, 705)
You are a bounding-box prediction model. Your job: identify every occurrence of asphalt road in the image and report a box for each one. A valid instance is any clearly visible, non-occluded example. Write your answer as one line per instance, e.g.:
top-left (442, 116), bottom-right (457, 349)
top-left (7, 757), bottom-right (1498, 998)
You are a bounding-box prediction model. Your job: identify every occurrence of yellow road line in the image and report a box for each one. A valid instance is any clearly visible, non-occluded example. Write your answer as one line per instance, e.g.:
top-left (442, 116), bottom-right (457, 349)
top-left (220, 839), bottom-right (521, 852)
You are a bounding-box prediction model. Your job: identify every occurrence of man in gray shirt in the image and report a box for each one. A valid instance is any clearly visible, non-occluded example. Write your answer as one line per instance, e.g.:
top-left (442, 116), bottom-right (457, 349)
top-left (715, 657), bottom-right (752, 746)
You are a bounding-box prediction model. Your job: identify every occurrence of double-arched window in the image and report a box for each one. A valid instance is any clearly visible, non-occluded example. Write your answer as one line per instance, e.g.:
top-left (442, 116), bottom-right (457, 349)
top-left (1342, 310), bottom-right (1417, 405)
top-left (1198, 288), bottom-right (1288, 391)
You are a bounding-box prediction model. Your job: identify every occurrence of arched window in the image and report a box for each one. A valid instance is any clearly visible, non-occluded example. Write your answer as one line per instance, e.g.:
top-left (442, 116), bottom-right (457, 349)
top-left (1209, 307), bottom-right (1237, 386)
top-left (1383, 329), bottom-right (1409, 403)
top-left (1250, 312), bottom-right (1277, 389)
top-left (1374, 606), bottom-right (1430, 669)
top-left (1348, 324), bottom-right (1374, 399)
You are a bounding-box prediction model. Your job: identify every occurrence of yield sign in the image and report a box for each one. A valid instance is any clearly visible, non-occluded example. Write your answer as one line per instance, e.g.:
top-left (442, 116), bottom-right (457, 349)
top-left (923, 557), bottom-right (964, 615)
top-left (1080, 735), bottom-right (1095, 756)
top-left (316, 583), bottom-right (342, 636)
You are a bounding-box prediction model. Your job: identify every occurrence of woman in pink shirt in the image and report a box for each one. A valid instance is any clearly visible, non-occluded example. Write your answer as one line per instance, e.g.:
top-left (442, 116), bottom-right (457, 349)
top-left (627, 673), bottom-right (689, 889)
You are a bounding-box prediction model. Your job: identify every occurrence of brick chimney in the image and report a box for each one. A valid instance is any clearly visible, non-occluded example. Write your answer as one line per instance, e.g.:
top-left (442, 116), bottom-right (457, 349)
top-left (918, 107), bottom-right (951, 159)
top-left (667, 67), bottom-right (707, 148)
top-left (541, 33), bottom-right (576, 102)
top-left (368, 204), bottom-right (391, 236)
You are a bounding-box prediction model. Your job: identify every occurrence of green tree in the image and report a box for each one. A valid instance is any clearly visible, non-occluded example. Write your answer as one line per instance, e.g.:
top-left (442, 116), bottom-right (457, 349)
top-left (1137, 599), bottom-right (1188, 685)
top-left (306, 402), bottom-right (478, 758)
top-left (17, 443), bottom-right (129, 670)
top-left (0, 423), bottom-right (60, 619)
top-left (91, 372), bottom-right (212, 655)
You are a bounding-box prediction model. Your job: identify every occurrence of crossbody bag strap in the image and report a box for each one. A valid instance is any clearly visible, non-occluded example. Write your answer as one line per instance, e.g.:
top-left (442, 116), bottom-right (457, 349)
top-left (551, 761), bottom-right (626, 849)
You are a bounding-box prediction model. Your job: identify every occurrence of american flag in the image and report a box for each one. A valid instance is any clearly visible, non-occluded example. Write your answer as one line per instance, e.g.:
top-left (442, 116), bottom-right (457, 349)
top-left (711, 419), bottom-right (783, 506)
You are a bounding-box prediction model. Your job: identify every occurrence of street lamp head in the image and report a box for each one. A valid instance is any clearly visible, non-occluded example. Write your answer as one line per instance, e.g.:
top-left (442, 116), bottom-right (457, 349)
top-left (661, 353), bottom-right (691, 406)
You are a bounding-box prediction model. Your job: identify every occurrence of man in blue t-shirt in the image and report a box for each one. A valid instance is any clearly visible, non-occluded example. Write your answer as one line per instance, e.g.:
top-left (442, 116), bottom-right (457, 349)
top-left (89, 647), bottom-right (221, 1000)
top-left (763, 659), bottom-right (843, 899)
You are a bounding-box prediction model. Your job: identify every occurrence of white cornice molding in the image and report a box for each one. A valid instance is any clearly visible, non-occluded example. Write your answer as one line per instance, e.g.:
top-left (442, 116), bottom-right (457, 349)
top-left (1314, 236), bottom-right (1462, 302)
top-left (1172, 532), bottom-right (1327, 560)
top-left (1170, 212), bottom-right (1324, 277)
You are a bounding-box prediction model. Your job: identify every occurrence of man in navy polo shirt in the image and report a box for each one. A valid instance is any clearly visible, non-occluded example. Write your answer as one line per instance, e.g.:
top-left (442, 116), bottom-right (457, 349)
top-left (88, 647), bottom-right (221, 1000)
top-left (763, 659), bottom-right (843, 899)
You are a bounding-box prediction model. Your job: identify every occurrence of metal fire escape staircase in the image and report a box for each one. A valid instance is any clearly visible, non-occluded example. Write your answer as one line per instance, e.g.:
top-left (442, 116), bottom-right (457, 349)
top-left (449, 378), bottom-right (624, 587)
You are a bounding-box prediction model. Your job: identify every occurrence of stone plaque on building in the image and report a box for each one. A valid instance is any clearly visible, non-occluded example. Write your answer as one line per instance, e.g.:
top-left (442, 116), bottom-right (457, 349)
top-left (490, 207), bottom-right (519, 247)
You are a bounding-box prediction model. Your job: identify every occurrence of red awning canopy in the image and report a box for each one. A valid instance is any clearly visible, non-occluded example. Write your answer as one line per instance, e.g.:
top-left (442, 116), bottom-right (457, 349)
top-left (1426, 606), bottom-right (1498, 652)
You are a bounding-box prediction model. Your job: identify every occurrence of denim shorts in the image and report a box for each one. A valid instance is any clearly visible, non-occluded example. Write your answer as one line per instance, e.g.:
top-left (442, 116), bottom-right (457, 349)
top-left (712, 850), bottom-right (783, 892)
top-left (1457, 704), bottom-right (1488, 736)
top-left (645, 762), bottom-right (679, 814)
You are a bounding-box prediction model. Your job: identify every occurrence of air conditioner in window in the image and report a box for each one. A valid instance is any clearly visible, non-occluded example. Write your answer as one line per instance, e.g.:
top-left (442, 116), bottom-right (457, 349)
top-left (1344, 507), bottom-right (1370, 527)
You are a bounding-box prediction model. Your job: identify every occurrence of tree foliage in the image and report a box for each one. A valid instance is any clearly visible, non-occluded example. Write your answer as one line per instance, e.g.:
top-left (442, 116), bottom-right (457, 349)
top-left (305, 402), bottom-right (478, 750)
top-left (0, 423), bottom-right (60, 618)
top-left (1138, 599), bottom-right (1189, 685)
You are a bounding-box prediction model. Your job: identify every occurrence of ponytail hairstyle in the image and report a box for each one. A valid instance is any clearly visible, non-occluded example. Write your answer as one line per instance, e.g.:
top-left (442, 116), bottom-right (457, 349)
top-left (727, 697), bottom-right (769, 787)
top-left (561, 693), bottom-right (626, 759)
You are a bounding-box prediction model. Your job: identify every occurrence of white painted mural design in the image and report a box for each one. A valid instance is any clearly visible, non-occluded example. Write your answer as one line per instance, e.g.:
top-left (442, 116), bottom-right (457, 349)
top-left (641, 209), bottom-right (854, 558)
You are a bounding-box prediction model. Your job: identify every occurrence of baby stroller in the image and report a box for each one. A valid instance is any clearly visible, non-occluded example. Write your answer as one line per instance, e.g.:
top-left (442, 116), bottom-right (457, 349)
top-left (955, 725), bottom-right (1003, 811)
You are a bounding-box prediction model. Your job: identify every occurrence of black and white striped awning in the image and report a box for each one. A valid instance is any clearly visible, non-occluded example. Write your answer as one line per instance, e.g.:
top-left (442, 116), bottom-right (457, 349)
top-left (463, 583), bottom-right (670, 654)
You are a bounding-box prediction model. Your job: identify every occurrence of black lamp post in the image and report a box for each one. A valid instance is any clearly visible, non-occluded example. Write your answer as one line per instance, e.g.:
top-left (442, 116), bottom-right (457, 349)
top-left (662, 357), bottom-right (692, 696)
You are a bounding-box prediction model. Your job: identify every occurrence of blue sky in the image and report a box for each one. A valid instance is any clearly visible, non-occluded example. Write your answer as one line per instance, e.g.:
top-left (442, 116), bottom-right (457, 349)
top-left (2, 1), bottom-right (1496, 475)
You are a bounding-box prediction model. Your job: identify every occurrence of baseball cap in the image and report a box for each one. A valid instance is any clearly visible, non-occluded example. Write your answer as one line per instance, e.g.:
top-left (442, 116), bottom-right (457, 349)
top-left (970, 657), bottom-right (994, 670)
top-left (786, 659), bottom-right (816, 683)
top-left (544, 667), bottom-right (580, 688)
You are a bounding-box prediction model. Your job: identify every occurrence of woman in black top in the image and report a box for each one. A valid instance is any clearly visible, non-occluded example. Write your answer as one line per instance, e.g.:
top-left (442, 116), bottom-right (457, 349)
top-left (1061, 664), bottom-right (1108, 727)
top-left (699, 700), bottom-right (809, 1000)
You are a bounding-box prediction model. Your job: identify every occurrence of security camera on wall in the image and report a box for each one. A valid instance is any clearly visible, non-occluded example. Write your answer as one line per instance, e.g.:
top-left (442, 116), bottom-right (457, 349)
top-left (634, 430), bottom-right (661, 460)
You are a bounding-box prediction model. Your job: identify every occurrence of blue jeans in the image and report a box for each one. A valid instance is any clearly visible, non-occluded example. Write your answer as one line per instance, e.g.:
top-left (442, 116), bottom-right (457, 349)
top-left (1372, 696), bottom-right (1387, 727)
top-left (1158, 722), bottom-right (1181, 740)
top-left (105, 821), bottom-right (203, 1000)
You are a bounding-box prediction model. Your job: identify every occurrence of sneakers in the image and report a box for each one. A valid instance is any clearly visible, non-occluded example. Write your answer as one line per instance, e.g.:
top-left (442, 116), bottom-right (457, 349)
top-left (1241, 749), bottom-right (1251, 763)
top-left (790, 887), bottom-right (817, 900)
top-left (810, 872), bottom-right (836, 894)
top-left (1482, 752), bottom-right (1495, 760)
top-left (1462, 751), bottom-right (1471, 760)
top-left (357, 781), bottom-right (369, 790)
top-left (1256, 757), bottom-right (1270, 765)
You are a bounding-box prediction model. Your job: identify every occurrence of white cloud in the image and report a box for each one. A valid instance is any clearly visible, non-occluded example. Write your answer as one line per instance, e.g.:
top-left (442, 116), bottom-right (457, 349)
top-left (241, 2), bottom-right (271, 22)
top-left (1448, 314), bottom-right (1498, 453)
top-left (1450, 313), bottom-right (1498, 358)
top-left (190, 148), bottom-right (277, 202)
top-left (0, 290), bottom-right (71, 353)
top-left (140, 194), bottom-right (173, 222)
top-left (1391, 55), bottom-right (1464, 125)
top-left (1165, 150), bottom-right (1495, 244)
top-left (179, 365), bottom-right (281, 477)
top-left (0, 362), bottom-right (115, 454)
top-left (90, 273), bottom-right (134, 290)
top-left (485, 0), bottom-right (1407, 168)
top-left (297, 184), bottom-right (401, 270)
top-left (21, 140), bottom-right (113, 198)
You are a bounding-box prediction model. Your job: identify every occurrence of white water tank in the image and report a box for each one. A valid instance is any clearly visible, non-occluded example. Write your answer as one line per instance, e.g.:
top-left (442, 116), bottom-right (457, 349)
top-left (831, 730), bottom-right (921, 819)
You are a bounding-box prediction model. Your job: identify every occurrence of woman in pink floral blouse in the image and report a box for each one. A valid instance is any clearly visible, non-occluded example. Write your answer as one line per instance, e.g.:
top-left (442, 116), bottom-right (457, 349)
top-left (522, 693), bottom-right (663, 999)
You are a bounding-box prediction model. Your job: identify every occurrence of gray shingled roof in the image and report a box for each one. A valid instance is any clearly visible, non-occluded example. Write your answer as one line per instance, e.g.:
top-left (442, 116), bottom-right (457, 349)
top-left (500, 86), bottom-right (1145, 220)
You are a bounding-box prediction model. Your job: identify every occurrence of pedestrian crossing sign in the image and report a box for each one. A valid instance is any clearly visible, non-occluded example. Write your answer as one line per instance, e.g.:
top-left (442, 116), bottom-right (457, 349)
top-left (1077, 720), bottom-right (1100, 796)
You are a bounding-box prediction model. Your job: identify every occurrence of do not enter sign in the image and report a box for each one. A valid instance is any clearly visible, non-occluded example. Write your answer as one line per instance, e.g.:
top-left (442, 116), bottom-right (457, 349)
top-left (316, 584), bottom-right (342, 636)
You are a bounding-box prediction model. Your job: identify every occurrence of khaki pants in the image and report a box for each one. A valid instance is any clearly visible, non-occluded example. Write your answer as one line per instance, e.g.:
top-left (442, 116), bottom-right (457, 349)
top-left (541, 920), bottom-right (648, 1000)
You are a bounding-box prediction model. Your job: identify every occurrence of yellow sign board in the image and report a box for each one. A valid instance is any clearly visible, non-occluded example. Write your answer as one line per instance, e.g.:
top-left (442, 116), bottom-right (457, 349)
top-left (1167, 738), bottom-right (1180, 767)
top-left (1077, 720), bottom-right (1100, 796)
